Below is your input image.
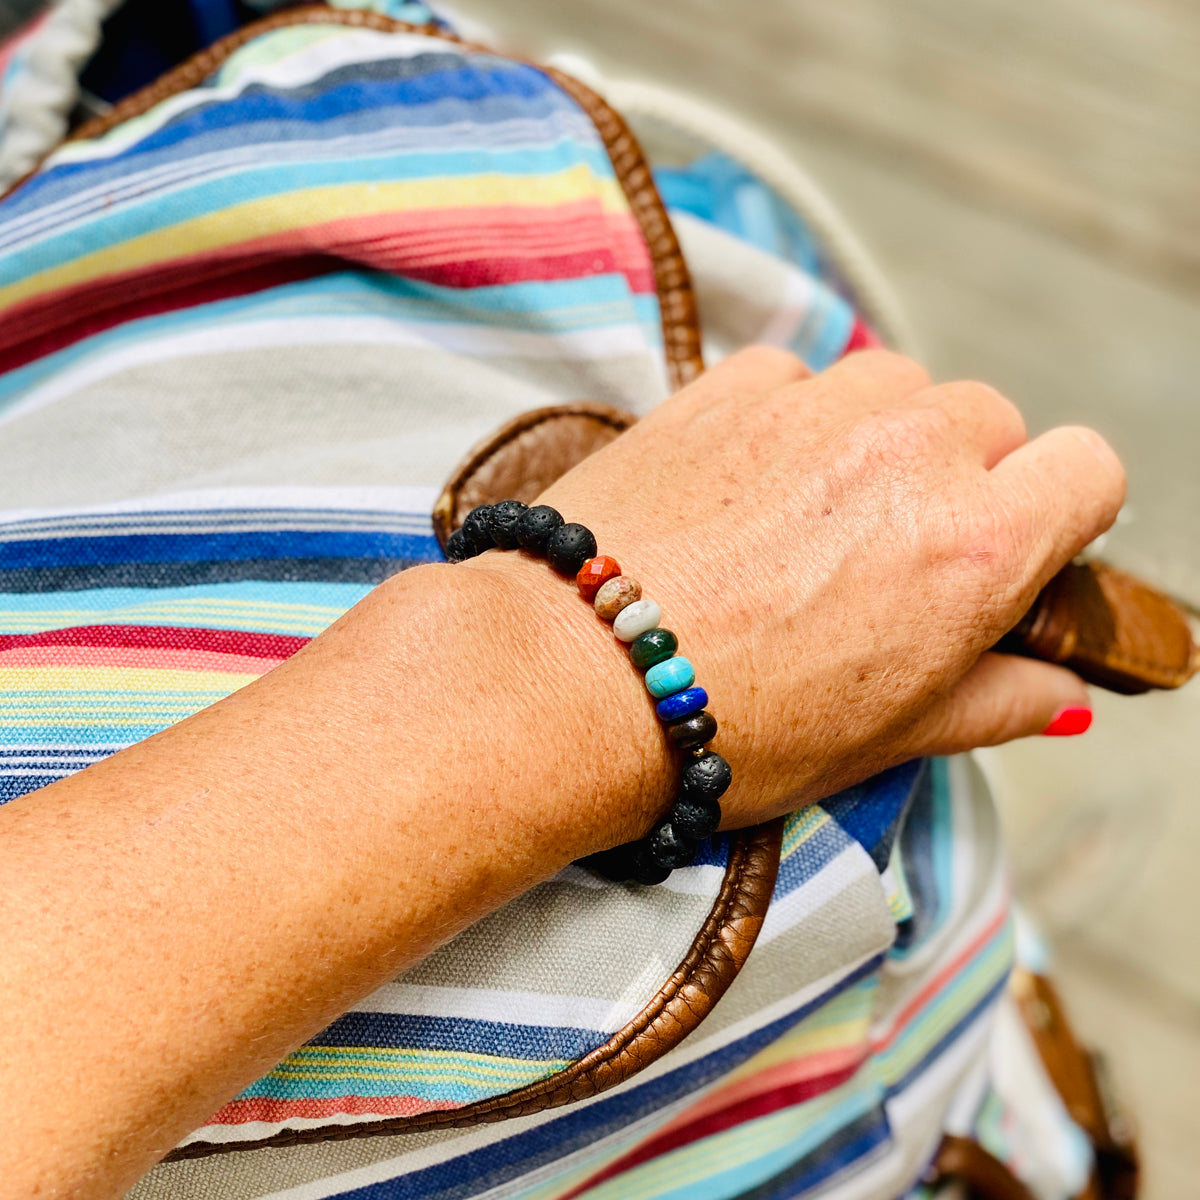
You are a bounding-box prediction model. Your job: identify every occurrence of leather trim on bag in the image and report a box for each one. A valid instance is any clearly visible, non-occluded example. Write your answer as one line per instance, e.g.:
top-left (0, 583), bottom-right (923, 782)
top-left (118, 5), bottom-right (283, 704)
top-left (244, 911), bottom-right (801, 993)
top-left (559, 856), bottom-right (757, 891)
top-left (432, 402), bottom-right (639, 546)
top-left (3, 5), bottom-right (703, 392)
top-left (167, 818), bottom-right (784, 1159)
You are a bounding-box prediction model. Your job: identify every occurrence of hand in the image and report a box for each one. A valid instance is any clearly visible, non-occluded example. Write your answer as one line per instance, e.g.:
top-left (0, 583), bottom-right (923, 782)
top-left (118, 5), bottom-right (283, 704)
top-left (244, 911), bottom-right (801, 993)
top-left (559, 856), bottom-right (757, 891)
top-left (493, 347), bottom-right (1125, 829)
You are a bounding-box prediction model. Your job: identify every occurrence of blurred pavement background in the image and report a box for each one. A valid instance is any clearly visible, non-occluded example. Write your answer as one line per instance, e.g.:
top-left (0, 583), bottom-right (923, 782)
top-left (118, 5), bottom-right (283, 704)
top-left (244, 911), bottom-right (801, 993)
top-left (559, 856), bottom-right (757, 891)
top-left (2, 0), bottom-right (1196, 1193)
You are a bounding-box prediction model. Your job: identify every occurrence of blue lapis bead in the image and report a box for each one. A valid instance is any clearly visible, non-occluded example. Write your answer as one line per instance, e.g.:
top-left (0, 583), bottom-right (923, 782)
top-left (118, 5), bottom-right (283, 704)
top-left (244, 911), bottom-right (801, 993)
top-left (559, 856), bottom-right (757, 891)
top-left (655, 687), bottom-right (708, 722)
top-left (644, 657), bottom-right (695, 700)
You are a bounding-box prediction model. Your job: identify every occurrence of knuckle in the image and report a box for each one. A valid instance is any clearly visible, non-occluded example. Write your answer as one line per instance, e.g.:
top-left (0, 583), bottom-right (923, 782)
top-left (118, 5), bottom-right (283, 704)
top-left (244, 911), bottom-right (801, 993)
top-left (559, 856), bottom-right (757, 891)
top-left (842, 406), bottom-right (943, 471)
top-left (732, 343), bottom-right (808, 376)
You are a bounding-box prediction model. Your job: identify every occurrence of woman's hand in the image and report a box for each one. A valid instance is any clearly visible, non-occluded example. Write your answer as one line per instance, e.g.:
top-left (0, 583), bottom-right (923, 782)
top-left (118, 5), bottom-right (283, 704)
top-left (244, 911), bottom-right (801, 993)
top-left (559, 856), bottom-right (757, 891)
top-left (469, 346), bottom-right (1126, 830)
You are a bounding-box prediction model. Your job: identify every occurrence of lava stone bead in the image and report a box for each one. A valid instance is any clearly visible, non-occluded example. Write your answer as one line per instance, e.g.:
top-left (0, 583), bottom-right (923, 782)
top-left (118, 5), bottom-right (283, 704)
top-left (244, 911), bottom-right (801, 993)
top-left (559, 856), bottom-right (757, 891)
top-left (681, 751), bottom-right (732, 803)
top-left (647, 820), bottom-right (698, 870)
top-left (669, 792), bottom-right (722, 840)
top-left (545, 522), bottom-right (598, 576)
top-left (666, 710), bottom-right (718, 750)
top-left (630, 628), bottom-right (678, 671)
top-left (515, 504), bottom-right (564, 553)
top-left (583, 843), bottom-right (639, 882)
top-left (460, 505), bottom-right (496, 553)
top-left (632, 844), bottom-right (672, 886)
top-left (444, 528), bottom-right (474, 562)
top-left (486, 499), bottom-right (530, 549)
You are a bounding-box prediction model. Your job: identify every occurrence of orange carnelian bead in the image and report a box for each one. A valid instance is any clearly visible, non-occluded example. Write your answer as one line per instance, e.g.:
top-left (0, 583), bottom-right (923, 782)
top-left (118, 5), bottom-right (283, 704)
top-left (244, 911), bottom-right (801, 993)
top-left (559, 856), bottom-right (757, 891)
top-left (576, 555), bottom-right (621, 602)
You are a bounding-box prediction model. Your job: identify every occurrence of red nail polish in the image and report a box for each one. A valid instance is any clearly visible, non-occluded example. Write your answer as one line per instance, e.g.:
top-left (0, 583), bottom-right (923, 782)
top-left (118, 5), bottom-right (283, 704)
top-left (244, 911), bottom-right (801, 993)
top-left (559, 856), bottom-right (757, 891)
top-left (1042, 706), bottom-right (1093, 736)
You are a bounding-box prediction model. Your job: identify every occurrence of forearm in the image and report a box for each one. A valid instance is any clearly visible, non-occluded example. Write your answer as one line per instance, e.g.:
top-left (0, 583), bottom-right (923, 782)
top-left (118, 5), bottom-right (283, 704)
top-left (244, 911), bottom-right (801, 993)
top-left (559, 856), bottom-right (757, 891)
top-left (0, 556), bottom-right (673, 1200)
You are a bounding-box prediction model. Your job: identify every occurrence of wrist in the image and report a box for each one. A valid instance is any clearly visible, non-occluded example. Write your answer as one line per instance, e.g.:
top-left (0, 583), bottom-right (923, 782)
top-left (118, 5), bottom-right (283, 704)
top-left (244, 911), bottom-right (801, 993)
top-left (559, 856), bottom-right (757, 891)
top-left (382, 555), bottom-right (677, 871)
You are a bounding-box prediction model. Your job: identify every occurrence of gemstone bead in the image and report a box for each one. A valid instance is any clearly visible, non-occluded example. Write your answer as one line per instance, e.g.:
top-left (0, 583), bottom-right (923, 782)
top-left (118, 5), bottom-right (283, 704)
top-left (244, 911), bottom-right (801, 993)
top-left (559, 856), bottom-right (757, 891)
top-left (486, 499), bottom-right (529, 549)
top-left (644, 656), bottom-right (695, 699)
top-left (666, 710), bottom-right (718, 749)
top-left (444, 528), bottom-right (474, 562)
top-left (594, 576), bottom-right (641, 620)
top-left (647, 820), bottom-right (698, 870)
top-left (460, 505), bottom-right (495, 553)
top-left (546, 523), bottom-right (597, 576)
top-left (613, 599), bottom-right (661, 642)
top-left (681, 750), bottom-right (732, 802)
top-left (670, 792), bottom-right (722, 840)
top-left (576, 555), bottom-right (621, 603)
top-left (630, 628), bottom-right (677, 671)
top-left (655, 686), bottom-right (708, 722)
top-left (515, 504), bottom-right (564, 553)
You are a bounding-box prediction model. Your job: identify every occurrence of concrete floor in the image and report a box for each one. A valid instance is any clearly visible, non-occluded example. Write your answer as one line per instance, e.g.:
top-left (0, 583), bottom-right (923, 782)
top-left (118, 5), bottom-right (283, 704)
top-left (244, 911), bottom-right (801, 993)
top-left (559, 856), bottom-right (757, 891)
top-left (2, 0), bottom-right (1197, 1193)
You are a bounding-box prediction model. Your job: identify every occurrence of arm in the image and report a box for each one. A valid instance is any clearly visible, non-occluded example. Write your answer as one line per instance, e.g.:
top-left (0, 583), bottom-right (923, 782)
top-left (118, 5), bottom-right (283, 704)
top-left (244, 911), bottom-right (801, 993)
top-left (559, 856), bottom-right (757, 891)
top-left (0, 349), bottom-right (1125, 1200)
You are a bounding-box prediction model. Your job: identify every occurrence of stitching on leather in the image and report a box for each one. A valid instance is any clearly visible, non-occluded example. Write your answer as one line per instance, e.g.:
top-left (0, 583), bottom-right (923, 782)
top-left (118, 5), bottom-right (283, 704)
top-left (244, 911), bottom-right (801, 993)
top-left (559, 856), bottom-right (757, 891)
top-left (166, 819), bottom-right (783, 1159)
top-left (0, 6), bottom-right (703, 388)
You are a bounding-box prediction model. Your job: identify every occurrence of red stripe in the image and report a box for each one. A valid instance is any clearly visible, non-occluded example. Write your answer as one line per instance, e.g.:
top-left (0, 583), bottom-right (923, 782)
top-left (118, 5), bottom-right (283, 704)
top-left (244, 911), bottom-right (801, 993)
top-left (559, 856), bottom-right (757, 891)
top-left (0, 207), bottom-right (654, 372)
top-left (559, 1063), bottom-right (861, 1199)
top-left (209, 1093), bottom-right (460, 1124)
top-left (0, 625), bottom-right (309, 658)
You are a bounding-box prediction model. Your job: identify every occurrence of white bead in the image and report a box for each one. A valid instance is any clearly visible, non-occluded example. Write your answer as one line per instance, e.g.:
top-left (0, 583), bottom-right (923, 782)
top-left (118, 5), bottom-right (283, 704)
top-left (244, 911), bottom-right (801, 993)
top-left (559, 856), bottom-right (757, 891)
top-left (613, 599), bottom-right (661, 643)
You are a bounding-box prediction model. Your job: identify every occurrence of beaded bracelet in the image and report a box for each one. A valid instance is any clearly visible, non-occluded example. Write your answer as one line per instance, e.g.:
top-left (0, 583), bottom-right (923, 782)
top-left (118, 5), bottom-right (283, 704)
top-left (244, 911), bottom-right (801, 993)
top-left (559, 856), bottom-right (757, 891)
top-left (445, 500), bottom-right (732, 886)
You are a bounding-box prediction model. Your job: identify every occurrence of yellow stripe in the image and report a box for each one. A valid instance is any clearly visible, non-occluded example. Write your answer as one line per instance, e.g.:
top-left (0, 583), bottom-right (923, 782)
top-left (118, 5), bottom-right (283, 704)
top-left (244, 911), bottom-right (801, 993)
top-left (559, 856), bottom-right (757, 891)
top-left (0, 167), bottom-right (628, 311)
top-left (0, 666), bottom-right (260, 691)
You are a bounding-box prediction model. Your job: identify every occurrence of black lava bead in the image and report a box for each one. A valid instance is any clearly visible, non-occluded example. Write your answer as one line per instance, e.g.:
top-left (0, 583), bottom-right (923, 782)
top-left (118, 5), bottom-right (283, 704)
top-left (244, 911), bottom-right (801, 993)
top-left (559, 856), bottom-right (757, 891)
top-left (681, 751), bottom-right (732, 803)
top-left (669, 792), bottom-right (722, 840)
top-left (582, 843), bottom-right (639, 882)
top-left (515, 504), bottom-right (564, 554)
top-left (486, 499), bottom-right (530, 549)
top-left (666, 710), bottom-right (718, 750)
top-left (632, 843), bottom-right (672, 886)
top-left (444, 528), bottom-right (475, 562)
top-left (545, 522), bottom-right (598, 576)
top-left (647, 820), bottom-right (698, 870)
top-left (460, 505), bottom-right (496, 553)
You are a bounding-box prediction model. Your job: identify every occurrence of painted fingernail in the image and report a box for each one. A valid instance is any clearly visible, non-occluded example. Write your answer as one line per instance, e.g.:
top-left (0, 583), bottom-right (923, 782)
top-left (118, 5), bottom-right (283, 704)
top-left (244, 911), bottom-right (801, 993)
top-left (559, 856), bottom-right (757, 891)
top-left (1042, 706), bottom-right (1093, 737)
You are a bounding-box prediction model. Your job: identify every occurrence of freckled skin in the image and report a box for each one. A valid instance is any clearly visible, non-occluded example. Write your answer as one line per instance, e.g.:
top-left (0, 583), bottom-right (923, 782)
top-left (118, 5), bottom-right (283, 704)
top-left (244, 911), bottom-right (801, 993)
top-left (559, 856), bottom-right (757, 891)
top-left (0, 347), bottom-right (1124, 1200)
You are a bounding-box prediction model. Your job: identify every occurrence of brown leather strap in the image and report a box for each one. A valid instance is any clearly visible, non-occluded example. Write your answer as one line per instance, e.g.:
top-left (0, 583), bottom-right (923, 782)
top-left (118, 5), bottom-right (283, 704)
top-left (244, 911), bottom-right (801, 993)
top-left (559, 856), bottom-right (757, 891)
top-left (927, 1136), bottom-right (1039, 1200)
top-left (1001, 561), bottom-right (1197, 694)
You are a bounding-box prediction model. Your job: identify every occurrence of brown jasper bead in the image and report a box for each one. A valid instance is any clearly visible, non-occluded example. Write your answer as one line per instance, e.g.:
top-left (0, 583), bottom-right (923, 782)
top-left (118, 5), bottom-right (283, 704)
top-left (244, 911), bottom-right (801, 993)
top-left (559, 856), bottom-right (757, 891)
top-left (576, 555), bottom-right (622, 603)
top-left (593, 575), bottom-right (642, 620)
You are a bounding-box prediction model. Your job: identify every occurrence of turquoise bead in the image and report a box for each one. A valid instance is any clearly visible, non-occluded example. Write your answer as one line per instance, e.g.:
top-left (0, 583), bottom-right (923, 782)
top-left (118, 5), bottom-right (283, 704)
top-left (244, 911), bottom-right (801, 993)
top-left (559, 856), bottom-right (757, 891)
top-left (644, 656), bottom-right (696, 700)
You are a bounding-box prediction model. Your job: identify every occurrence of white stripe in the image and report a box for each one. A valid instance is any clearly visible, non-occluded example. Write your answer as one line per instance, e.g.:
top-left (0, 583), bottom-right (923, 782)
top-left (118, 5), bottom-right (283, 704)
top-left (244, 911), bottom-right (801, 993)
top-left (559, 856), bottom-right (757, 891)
top-left (0, 316), bottom-right (649, 429)
top-left (350, 981), bottom-right (644, 1034)
top-left (758, 844), bottom-right (882, 946)
top-left (0, 486), bottom-right (440, 526)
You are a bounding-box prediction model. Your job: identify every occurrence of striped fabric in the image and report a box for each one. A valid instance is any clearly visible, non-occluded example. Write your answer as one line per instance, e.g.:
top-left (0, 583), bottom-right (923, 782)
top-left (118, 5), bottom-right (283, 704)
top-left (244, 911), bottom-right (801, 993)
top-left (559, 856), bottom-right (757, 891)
top-left (0, 7), bottom-right (1050, 1198)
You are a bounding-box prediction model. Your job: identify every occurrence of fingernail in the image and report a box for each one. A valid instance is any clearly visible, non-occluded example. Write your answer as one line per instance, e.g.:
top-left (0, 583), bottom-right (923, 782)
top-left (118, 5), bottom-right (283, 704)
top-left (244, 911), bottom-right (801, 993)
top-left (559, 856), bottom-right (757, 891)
top-left (1042, 706), bottom-right (1093, 737)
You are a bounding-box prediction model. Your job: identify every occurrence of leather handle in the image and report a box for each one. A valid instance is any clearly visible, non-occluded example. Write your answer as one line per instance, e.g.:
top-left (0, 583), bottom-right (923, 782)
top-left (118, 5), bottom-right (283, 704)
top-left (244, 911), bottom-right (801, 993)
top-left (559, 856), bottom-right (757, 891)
top-left (435, 404), bottom-right (1198, 696)
top-left (999, 560), bottom-right (1198, 694)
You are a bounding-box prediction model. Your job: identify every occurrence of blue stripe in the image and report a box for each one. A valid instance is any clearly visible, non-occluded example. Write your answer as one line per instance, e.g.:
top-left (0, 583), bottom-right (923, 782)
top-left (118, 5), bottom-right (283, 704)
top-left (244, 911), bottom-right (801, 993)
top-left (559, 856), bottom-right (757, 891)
top-left (0, 530), bottom-right (439, 569)
top-left (10, 57), bottom-right (571, 213)
top-left (306, 1011), bottom-right (608, 1062)
top-left (325, 956), bottom-right (885, 1200)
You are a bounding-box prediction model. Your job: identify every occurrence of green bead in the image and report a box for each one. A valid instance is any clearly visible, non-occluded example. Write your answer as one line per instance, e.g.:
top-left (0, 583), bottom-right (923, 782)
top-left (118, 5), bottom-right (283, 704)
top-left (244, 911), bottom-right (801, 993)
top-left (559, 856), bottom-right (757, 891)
top-left (630, 628), bottom-right (678, 671)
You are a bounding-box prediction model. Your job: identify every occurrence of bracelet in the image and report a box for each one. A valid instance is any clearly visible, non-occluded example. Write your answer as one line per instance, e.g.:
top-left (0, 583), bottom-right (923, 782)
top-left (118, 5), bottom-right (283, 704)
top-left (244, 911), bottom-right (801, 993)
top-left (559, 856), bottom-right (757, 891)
top-left (446, 500), bottom-right (732, 886)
